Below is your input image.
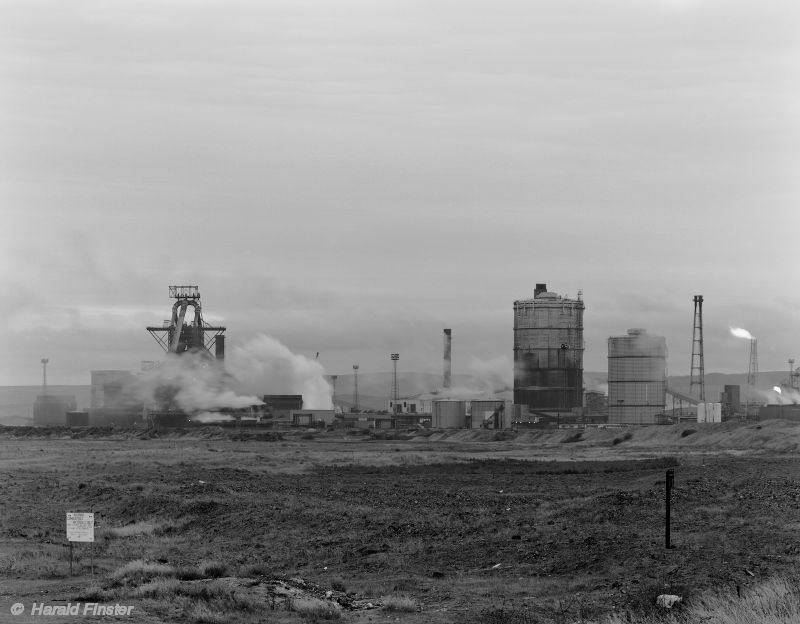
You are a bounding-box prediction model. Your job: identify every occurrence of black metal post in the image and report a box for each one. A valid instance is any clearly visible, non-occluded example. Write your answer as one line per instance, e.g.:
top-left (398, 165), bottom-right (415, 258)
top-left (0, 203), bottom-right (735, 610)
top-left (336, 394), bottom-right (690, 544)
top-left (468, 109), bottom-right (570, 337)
top-left (665, 468), bottom-right (674, 549)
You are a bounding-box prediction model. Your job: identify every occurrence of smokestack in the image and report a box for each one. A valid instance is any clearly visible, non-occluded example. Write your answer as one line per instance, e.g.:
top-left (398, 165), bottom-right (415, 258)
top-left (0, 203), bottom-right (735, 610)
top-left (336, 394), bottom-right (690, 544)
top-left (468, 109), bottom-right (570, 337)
top-left (443, 329), bottom-right (452, 389)
top-left (534, 283), bottom-right (547, 297)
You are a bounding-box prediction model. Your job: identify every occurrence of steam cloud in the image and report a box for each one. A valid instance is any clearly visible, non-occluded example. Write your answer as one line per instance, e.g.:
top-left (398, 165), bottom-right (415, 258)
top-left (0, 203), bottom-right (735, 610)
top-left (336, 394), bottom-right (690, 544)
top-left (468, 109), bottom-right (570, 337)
top-left (227, 334), bottom-right (333, 409)
top-left (763, 386), bottom-right (800, 405)
top-left (420, 355), bottom-right (513, 400)
top-left (134, 352), bottom-right (262, 412)
top-left (129, 334), bottom-right (332, 412)
top-left (730, 327), bottom-right (755, 340)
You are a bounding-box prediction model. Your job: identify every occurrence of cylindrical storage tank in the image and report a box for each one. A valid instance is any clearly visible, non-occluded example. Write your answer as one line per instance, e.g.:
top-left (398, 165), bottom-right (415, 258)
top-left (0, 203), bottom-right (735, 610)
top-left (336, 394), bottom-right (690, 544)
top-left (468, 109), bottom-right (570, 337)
top-left (513, 286), bottom-right (585, 411)
top-left (607, 329), bottom-right (667, 425)
top-left (470, 400), bottom-right (510, 429)
top-left (432, 400), bottom-right (466, 428)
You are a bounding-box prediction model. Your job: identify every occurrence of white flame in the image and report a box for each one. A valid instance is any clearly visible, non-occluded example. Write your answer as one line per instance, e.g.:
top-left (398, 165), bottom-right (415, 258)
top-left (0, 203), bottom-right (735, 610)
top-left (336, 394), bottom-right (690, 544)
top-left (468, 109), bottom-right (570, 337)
top-left (730, 327), bottom-right (754, 340)
top-left (774, 386), bottom-right (782, 394)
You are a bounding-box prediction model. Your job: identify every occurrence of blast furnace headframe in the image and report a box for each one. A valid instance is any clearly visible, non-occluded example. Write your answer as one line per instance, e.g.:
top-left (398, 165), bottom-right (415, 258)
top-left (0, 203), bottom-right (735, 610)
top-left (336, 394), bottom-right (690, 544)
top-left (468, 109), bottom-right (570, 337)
top-left (146, 285), bottom-right (226, 360)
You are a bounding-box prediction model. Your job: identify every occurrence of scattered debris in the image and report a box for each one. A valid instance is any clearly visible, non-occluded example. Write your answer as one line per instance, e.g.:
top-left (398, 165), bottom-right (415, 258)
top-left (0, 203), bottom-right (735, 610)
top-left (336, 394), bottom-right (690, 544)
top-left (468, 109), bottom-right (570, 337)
top-left (265, 576), bottom-right (380, 611)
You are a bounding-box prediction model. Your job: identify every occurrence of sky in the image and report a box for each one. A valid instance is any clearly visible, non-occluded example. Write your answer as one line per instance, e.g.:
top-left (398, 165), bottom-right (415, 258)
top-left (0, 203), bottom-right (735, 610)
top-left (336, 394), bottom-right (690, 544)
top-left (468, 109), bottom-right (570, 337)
top-left (1, 0), bottom-right (799, 387)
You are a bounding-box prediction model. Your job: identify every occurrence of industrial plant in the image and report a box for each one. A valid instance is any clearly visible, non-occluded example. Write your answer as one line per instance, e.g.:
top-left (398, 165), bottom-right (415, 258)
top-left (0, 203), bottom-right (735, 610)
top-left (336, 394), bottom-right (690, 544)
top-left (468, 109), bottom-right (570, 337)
top-left (25, 282), bottom-right (800, 430)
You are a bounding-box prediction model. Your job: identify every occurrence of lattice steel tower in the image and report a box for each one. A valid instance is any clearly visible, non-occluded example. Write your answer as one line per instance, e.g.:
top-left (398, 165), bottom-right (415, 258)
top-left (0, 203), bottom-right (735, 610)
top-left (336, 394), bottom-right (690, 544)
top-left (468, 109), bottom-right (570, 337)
top-left (689, 295), bottom-right (705, 401)
top-left (352, 365), bottom-right (360, 412)
top-left (747, 339), bottom-right (758, 388)
top-left (390, 354), bottom-right (400, 403)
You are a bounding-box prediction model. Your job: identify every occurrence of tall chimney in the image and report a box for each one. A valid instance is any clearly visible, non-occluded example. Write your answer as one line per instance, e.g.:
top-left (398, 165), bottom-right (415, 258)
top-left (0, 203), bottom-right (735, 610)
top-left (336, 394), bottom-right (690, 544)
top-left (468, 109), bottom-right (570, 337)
top-left (443, 329), bottom-right (452, 388)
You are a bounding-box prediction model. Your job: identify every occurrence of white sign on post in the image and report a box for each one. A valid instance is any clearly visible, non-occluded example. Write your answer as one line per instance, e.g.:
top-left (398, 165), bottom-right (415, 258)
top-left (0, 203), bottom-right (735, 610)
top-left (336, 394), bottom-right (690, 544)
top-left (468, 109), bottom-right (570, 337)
top-left (66, 512), bottom-right (94, 543)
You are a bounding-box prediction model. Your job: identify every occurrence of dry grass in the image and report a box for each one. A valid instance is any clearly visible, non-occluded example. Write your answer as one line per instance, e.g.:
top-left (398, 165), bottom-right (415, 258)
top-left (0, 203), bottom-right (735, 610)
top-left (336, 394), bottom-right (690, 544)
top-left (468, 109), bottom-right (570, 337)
top-left (381, 594), bottom-right (419, 612)
top-left (0, 546), bottom-right (66, 579)
top-left (132, 577), bottom-right (182, 598)
top-left (287, 597), bottom-right (342, 620)
top-left (110, 559), bottom-right (176, 583)
top-left (5, 432), bottom-right (800, 624)
top-left (603, 577), bottom-right (800, 624)
top-left (102, 520), bottom-right (162, 538)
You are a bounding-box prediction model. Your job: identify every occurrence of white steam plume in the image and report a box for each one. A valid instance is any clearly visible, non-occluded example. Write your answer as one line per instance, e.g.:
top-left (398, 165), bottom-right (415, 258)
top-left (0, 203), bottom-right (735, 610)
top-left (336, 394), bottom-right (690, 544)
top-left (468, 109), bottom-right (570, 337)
top-left (134, 352), bottom-right (263, 412)
top-left (763, 386), bottom-right (800, 405)
top-left (730, 327), bottom-right (755, 340)
top-left (227, 334), bottom-right (333, 409)
top-left (420, 355), bottom-right (513, 400)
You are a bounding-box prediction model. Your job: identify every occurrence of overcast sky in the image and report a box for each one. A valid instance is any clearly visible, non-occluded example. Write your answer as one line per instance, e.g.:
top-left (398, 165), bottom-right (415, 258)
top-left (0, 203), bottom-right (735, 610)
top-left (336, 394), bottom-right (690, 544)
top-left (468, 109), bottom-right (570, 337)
top-left (2, 0), bottom-right (799, 386)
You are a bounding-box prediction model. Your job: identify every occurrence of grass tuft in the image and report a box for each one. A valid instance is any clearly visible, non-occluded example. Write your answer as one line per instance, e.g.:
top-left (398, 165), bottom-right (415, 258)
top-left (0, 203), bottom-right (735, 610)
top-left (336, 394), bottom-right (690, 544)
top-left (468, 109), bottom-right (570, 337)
top-left (198, 560), bottom-right (228, 578)
top-left (381, 594), bottom-right (418, 612)
top-left (103, 521), bottom-right (160, 538)
top-left (75, 585), bottom-right (116, 602)
top-left (132, 577), bottom-right (182, 598)
top-left (288, 597), bottom-right (342, 620)
top-left (110, 559), bottom-right (175, 584)
top-left (188, 603), bottom-right (228, 624)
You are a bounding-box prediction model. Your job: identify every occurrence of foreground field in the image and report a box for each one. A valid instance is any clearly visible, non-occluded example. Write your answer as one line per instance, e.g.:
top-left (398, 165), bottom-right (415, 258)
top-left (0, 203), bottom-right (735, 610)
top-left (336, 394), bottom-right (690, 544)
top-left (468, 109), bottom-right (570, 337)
top-left (1, 422), bottom-right (799, 623)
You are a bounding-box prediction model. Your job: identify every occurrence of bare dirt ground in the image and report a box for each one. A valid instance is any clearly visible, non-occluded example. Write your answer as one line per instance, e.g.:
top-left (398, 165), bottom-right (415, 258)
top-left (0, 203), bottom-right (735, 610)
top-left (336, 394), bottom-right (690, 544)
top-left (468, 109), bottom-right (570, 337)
top-left (0, 421), bottom-right (799, 623)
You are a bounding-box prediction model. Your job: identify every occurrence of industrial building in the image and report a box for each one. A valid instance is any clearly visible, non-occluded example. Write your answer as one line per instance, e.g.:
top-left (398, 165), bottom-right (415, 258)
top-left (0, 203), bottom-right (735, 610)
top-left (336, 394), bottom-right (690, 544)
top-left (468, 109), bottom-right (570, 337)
top-left (432, 400), bottom-right (467, 428)
top-left (513, 284), bottom-right (585, 411)
top-left (584, 391), bottom-right (608, 417)
top-left (91, 370), bottom-right (135, 409)
top-left (759, 404), bottom-right (800, 421)
top-left (607, 328), bottom-right (667, 425)
top-left (469, 400), bottom-right (510, 429)
top-left (33, 394), bottom-right (77, 426)
top-left (720, 385), bottom-right (741, 420)
top-left (388, 399), bottom-right (429, 414)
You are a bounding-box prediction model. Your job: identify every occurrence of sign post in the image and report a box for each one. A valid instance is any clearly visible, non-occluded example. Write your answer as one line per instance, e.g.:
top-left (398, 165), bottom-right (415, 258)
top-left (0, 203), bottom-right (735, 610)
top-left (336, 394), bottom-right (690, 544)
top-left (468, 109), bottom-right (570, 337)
top-left (66, 512), bottom-right (94, 576)
top-left (665, 469), bottom-right (674, 549)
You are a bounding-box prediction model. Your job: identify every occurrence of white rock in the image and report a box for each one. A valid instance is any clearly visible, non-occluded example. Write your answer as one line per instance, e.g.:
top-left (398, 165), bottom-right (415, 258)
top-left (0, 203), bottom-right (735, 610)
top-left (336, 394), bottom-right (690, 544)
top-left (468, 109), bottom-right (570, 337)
top-left (656, 594), bottom-right (682, 609)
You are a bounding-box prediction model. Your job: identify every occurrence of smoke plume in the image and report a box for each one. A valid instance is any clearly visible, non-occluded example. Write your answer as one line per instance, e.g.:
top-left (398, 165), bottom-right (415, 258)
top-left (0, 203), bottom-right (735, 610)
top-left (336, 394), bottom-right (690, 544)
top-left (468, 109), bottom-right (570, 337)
top-left (134, 352), bottom-right (262, 412)
top-left (227, 334), bottom-right (333, 409)
top-left (419, 355), bottom-right (513, 400)
top-left (730, 327), bottom-right (755, 340)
